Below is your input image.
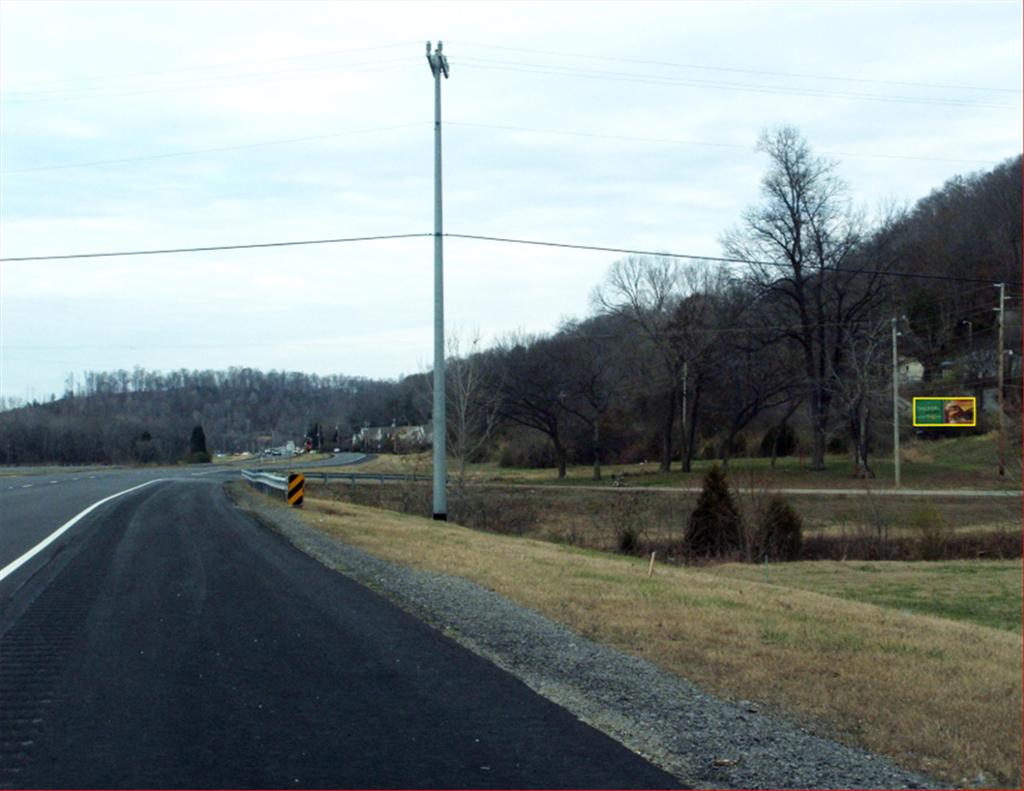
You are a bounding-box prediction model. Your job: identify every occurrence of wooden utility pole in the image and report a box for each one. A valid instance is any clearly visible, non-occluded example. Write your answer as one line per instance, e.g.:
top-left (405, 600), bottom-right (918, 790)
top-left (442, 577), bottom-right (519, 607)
top-left (891, 317), bottom-right (901, 488)
top-left (997, 283), bottom-right (1006, 476)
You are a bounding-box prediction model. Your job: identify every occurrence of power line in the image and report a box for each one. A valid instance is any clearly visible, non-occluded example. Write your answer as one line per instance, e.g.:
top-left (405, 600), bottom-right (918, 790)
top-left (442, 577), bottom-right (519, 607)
top-left (444, 121), bottom-right (1002, 166)
top-left (1, 122), bottom-right (428, 175)
top-left (0, 41), bottom-right (420, 89)
top-left (1, 56), bottom-right (419, 99)
top-left (450, 41), bottom-right (1022, 96)
top-left (7, 118), bottom-right (998, 177)
top-left (444, 233), bottom-right (1013, 286)
top-left (1, 61), bottom-right (420, 105)
top-left (0, 233), bottom-right (432, 262)
top-left (2, 230), bottom-right (1016, 290)
top-left (450, 58), bottom-right (1017, 110)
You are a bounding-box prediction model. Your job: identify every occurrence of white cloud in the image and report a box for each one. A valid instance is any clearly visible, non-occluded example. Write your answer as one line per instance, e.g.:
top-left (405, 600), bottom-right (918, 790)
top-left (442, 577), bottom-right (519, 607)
top-left (1, 0), bottom-right (1020, 399)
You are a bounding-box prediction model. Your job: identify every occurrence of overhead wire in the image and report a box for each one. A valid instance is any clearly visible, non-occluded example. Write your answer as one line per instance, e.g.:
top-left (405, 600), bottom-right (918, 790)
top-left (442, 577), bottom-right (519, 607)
top-left (1, 60), bottom-right (421, 105)
top-left (448, 40), bottom-right (1022, 96)
top-left (7, 119), bottom-right (1000, 176)
top-left (1, 56), bottom-right (419, 99)
top-left (449, 57), bottom-right (1018, 110)
top-left (443, 121), bottom-right (1003, 166)
top-left (1, 122), bottom-right (429, 174)
top-left (2, 231), bottom-right (1016, 290)
top-left (443, 233), bottom-right (1014, 286)
top-left (0, 41), bottom-right (420, 89)
top-left (0, 233), bottom-right (432, 262)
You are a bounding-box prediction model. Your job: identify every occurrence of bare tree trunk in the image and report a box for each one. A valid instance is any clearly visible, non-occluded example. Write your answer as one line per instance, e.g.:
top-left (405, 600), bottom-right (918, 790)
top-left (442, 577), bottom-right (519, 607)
top-left (682, 384), bottom-right (701, 472)
top-left (591, 419), bottom-right (602, 481)
top-left (553, 435), bottom-right (567, 479)
top-left (660, 393), bottom-right (675, 472)
top-left (810, 385), bottom-right (829, 470)
top-left (858, 406), bottom-right (873, 478)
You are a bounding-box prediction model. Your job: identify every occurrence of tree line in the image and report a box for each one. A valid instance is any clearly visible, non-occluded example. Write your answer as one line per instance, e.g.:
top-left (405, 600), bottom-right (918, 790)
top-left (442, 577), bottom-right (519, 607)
top-left (1, 129), bottom-right (1019, 471)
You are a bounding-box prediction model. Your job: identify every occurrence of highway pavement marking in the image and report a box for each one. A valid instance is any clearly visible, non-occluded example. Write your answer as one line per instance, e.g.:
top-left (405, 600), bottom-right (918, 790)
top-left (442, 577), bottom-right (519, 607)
top-left (0, 478), bottom-right (167, 582)
top-left (22, 484), bottom-right (32, 488)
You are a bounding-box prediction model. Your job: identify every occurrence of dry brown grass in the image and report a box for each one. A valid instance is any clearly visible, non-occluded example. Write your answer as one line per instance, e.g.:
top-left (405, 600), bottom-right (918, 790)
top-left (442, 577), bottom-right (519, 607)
top-left (341, 432), bottom-right (1021, 491)
top-left (291, 494), bottom-right (1022, 787)
top-left (309, 479), bottom-right (1019, 558)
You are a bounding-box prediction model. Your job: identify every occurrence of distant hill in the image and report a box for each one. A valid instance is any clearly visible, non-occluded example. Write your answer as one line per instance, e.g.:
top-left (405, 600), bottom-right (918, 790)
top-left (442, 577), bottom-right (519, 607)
top-left (0, 367), bottom-right (421, 465)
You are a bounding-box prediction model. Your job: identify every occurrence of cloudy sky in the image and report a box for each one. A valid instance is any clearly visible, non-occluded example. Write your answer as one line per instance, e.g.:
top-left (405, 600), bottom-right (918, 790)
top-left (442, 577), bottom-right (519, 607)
top-left (1, 0), bottom-right (1020, 401)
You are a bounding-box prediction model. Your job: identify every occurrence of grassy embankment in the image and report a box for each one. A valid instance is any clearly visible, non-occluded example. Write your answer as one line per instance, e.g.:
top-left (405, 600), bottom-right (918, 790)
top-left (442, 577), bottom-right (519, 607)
top-left (316, 433), bottom-right (1018, 556)
top-left (268, 489), bottom-right (1021, 788)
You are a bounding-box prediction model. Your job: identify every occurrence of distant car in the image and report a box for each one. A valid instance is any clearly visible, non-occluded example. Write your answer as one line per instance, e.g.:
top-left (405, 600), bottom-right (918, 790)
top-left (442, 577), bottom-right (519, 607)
top-left (333, 448), bottom-right (341, 453)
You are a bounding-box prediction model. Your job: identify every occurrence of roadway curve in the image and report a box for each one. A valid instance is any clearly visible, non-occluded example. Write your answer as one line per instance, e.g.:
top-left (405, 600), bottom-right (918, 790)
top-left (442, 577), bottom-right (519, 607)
top-left (0, 476), bottom-right (677, 788)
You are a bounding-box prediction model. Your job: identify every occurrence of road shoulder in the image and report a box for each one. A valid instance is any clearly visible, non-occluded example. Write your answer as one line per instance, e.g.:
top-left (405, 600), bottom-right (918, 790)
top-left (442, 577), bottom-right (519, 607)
top-left (226, 482), bottom-right (938, 790)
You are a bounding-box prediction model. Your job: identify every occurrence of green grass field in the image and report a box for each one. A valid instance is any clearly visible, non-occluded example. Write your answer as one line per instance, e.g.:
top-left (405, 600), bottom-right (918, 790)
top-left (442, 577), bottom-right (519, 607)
top-left (705, 559), bottom-right (1023, 632)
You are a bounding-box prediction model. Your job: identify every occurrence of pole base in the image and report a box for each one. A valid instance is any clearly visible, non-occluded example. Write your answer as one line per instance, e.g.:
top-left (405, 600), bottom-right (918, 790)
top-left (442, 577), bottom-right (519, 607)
top-left (432, 512), bottom-right (447, 522)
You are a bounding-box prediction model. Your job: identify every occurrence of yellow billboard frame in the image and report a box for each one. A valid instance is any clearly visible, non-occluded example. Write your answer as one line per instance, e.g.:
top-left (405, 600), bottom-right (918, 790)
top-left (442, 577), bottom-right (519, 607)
top-left (912, 396), bottom-right (977, 427)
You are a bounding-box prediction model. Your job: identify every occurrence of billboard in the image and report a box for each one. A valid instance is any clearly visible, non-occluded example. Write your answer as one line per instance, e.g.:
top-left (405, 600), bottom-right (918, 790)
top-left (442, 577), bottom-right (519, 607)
top-left (912, 397), bottom-right (976, 427)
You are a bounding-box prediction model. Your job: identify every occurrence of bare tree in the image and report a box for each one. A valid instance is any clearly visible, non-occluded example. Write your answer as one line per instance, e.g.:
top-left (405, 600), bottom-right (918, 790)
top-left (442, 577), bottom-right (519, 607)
top-left (723, 126), bottom-right (888, 470)
top-left (445, 330), bottom-right (502, 487)
top-left (713, 337), bottom-right (799, 469)
top-left (594, 256), bottom-right (724, 472)
top-left (492, 332), bottom-right (574, 479)
top-left (593, 256), bottom-right (681, 471)
top-left (828, 317), bottom-right (890, 478)
top-left (666, 266), bottom-right (733, 471)
top-left (558, 317), bottom-right (628, 480)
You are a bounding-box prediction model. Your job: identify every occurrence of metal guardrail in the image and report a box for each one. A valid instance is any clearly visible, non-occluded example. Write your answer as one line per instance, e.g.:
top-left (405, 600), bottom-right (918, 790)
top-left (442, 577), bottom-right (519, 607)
top-left (242, 469), bottom-right (288, 491)
top-left (244, 469), bottom-right (442, 491)
top-left (242, 469), bottom-right (306, 506)
top-left (301, 471), bottom-right (431, 484)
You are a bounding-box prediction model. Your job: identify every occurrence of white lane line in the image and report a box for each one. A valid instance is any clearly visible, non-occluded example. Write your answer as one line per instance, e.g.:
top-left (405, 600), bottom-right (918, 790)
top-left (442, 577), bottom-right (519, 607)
top-left (21, 484), bottom-right (32, 489)
top-left (0, 479), bottom-right (166, 582)
top-left (49, 480), bottom-right (59, 484)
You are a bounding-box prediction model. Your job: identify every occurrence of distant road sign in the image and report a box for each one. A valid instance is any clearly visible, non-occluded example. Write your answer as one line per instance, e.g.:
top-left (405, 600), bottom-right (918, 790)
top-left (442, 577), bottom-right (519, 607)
top-left (913, 397), bottom-right (976, 427)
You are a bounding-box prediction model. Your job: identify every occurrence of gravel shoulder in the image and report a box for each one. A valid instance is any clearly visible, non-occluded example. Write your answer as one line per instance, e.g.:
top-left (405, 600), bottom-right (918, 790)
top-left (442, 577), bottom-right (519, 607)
top-left (230, 485), bottom-right (940, 790)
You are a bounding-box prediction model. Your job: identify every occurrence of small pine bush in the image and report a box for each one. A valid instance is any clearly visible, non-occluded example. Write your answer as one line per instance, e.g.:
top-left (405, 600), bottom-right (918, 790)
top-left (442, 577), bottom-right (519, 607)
top-left (755, 496), bottom-right (803, 561)
top-left (618, 524), bottom-right (640, 554)
top-left (909, 505), bottom-right (950, 561)
top-left (685, 465), bottom-right (744, 558)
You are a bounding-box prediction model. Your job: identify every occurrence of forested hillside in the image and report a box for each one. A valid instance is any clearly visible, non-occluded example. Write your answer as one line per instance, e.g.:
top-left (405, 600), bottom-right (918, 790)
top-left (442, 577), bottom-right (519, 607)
top-left (0, 369), bottom-right (425, 465)
top-left (2, 138), bottom-right (1019, 470)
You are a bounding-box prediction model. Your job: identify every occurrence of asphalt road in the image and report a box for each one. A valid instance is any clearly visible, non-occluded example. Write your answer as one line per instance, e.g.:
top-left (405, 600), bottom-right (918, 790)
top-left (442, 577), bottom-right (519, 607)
top-left (0, 477), bottom-right (678, 788)
top-left (0, 453), bottom-right (367, 576)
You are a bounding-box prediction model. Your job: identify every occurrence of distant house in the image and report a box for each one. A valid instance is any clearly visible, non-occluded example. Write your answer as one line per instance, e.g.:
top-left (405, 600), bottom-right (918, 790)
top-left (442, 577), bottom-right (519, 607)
top-left (898, 357), bottom-right (924, 384)
top-left (351, 423), bottom-right (431, 453)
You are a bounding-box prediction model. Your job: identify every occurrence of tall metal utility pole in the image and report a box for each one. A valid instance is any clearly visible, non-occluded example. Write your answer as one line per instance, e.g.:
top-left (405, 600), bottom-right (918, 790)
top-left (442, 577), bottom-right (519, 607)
top-left (996, 282), bottom-right (1006, 477)
top-left (427, 41), bottom-right (449, 520)
top-left (892, 317), bottom-right (901, 488)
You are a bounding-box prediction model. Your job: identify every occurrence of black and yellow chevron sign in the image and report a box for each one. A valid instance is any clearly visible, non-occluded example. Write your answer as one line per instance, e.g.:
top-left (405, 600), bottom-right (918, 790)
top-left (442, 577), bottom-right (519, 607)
top-left (287, 473), bottom-right (305, 507)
